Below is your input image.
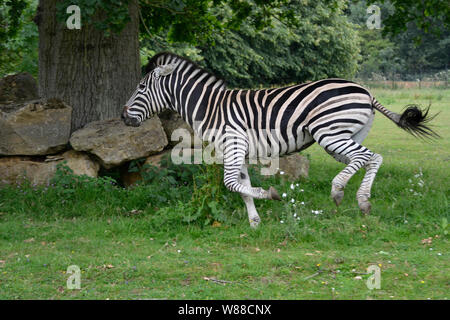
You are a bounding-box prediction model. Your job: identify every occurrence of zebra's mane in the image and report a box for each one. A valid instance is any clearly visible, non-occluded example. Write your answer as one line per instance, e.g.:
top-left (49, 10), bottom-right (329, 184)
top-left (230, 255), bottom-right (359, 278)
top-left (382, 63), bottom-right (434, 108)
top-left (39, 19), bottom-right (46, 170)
top-left (144, 52), bottom-right (227, 89)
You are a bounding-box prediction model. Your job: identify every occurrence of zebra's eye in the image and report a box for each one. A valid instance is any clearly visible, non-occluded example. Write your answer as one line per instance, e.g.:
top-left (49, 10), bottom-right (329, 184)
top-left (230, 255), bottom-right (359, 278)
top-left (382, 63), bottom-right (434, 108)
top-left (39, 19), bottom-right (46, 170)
top-left (139, 83), bottom-right (146, 90)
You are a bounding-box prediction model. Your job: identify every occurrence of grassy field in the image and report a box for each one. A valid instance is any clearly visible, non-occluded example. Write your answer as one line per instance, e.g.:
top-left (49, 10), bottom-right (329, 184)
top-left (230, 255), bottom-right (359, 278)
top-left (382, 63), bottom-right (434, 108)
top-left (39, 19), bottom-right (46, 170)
top-left (0, 87), bottom-right (448, 300)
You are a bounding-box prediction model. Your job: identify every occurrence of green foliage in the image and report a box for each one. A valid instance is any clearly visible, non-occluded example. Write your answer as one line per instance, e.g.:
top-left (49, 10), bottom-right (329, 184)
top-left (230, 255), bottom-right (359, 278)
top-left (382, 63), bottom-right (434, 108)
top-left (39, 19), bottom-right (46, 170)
top-left (142, 0), bottom-right (360, 88)
top-left (367, 0), bottom-right (450, 39)
top-left (0, 0), bottom-right (28, 42)
top-left (128, 155), bottom-right (241, 225)
top-left (49, 162), bottom-right (120, 201)
top-left (349, 0), bottom-right (450, 81)
top-left (0, 0), bottom-right (38, 77)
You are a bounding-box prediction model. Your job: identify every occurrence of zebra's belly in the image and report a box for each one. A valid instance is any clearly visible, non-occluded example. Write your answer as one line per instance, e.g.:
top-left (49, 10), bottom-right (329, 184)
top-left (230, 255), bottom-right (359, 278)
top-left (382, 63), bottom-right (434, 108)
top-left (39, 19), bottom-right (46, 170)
top-left (247, 126), bottom-right (315, 159)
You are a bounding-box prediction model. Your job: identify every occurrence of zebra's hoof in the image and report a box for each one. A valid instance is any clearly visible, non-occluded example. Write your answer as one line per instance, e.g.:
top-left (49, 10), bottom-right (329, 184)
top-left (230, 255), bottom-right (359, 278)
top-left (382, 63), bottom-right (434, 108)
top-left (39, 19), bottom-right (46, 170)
top-left (331, 185), bottom-right (345, 206)
top-left (268, 186), bottom-right (281, 201)
top-left (249, 216), bottom-right (261, 228)
top-left (358, 197), bottom-right (371, 215)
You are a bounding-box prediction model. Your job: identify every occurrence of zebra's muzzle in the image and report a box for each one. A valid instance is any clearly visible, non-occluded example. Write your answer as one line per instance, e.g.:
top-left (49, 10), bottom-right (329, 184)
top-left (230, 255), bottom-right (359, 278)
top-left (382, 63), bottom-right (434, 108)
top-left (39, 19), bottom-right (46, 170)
top-left (123, 116), bottom-right (141, 127)
top-left (121, 106), bottom-right (141, 127)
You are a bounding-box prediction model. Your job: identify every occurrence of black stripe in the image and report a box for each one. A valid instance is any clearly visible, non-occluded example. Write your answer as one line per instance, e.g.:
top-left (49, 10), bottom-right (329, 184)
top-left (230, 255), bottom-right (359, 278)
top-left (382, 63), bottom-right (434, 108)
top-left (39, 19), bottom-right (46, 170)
top-left (310, 119), bottom-right (364, 137)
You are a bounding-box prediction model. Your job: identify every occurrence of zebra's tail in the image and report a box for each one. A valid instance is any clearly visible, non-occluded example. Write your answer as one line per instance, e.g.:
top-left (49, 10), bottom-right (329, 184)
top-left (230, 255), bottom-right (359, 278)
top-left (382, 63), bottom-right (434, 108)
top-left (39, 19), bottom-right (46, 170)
top-left (372, 97), bottom-right (439, 139)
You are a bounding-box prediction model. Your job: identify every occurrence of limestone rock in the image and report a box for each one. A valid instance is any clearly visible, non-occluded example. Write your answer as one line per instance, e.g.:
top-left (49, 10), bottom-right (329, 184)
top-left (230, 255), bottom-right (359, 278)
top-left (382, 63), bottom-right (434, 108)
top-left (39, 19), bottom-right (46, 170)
top-left (70, 117), bottom-right (168, 169)
top-left (0, 98), bottom-right (72, 156)
top-left (60, 150), bottom-right (100, 178)
top-left (0, 151), bottom-right (100, 185)
top-left (0, 157), bottom-right (58, 185)
top-left (278, 153), bottom-right (310, 180)
top-left (0, 72), bottom-right (39, 104)
top-left (158, 109), bottom-right (196, 147)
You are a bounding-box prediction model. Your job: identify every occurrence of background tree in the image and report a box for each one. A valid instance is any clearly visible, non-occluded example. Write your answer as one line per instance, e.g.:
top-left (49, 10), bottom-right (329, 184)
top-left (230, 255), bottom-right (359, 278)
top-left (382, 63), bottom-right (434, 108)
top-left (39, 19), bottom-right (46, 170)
top-left (1, 0), bottom-right (300, 131)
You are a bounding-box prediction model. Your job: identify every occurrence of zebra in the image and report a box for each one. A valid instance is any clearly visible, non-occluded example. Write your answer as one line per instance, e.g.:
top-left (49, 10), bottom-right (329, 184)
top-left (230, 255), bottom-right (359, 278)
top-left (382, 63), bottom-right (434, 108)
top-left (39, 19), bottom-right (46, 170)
top-left (122, 52), bottom-right (437, 228)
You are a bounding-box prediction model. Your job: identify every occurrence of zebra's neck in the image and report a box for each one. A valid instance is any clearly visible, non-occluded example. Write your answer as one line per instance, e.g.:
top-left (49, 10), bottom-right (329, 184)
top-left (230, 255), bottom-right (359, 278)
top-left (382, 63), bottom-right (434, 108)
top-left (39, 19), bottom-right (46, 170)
top-left (165, 60), bottom-right (226, 138)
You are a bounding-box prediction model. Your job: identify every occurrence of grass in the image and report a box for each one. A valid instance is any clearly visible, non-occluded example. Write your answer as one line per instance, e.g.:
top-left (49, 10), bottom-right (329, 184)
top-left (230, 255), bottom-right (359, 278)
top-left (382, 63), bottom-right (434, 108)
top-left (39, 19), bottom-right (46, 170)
top-left (0, 87), bottom-right (449, 300)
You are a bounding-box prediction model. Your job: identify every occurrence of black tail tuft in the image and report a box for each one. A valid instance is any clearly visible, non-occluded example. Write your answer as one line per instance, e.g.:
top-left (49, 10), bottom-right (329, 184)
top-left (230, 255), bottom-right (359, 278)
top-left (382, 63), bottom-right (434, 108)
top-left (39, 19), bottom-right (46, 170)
top-left (398, 105), bottom-right (440, 140)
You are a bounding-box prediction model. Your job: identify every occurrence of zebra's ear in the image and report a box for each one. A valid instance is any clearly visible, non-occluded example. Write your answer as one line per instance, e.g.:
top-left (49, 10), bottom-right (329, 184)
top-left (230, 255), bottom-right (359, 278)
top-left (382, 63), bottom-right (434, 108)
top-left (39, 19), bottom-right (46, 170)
top-left (154, 62), bottom-right (178, 78)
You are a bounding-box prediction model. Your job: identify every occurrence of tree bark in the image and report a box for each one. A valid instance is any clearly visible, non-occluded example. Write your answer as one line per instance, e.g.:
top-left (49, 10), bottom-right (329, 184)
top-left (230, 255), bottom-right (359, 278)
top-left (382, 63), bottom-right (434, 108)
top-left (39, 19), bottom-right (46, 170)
top-left (36, 0), bottom-right (141, 132)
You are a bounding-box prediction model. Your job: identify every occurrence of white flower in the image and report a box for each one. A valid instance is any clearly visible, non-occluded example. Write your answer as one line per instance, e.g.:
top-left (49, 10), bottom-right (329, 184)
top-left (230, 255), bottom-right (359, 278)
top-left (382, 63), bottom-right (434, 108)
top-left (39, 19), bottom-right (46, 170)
top-left (290, 184), bottom-right (295, 190)
top-left (280, 220), bottom-right (284, 224)
top-left (437, 253), bottom-right (442, 256)
top-left (300, 201), bottom-right (305, 205)
top-left (293, 213), bottom-right (297, 217)
top-left (177, 250), bottom-right (181, 253)
top-left (300, 189), bottom-right (304, 192)
top-left (291, 198), bottom-right (295, 203)
top-left (280, 171), bottom-right (285, 175)
top-left (282, 193), bottom-right (287, 198)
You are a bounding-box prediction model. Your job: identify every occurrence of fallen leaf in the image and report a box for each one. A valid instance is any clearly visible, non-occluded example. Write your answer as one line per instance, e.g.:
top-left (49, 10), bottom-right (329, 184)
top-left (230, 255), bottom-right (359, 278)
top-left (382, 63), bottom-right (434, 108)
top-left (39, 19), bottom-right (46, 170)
top-left (354, 276), bottom-right (363, 280)
top-left (421, 237), bottom-right (432, 245)
top-left (23, 238), bottom-right (35, 243)
top-left (212, 221), bottom-right (221, 228)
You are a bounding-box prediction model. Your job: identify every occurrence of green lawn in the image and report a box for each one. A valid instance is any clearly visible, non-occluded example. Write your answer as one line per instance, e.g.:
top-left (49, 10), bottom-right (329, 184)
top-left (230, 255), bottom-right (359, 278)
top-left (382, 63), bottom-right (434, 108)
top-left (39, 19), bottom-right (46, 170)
top-left (0, 87), bottom-right (448, 299)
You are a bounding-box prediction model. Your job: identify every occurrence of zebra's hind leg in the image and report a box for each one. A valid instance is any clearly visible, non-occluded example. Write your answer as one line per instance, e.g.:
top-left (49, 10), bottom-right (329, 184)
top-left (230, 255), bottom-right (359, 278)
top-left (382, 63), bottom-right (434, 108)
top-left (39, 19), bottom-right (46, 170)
top-left (356, 153), bottom-right (383, 214)
top-left (323, 138), bottom-right (375, 210)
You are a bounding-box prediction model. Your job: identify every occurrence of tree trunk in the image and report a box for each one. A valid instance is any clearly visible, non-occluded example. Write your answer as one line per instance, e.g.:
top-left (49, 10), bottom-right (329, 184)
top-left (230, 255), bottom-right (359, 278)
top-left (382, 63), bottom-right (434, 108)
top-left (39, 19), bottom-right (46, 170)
top-left (36, 0), bottom-right (141, 132)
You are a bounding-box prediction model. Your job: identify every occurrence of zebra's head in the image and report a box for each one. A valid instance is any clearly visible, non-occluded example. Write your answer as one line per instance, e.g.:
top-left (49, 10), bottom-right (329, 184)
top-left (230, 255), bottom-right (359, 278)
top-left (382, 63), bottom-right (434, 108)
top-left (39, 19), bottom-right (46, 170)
top-left (122, 61), bottom-right (179, 127)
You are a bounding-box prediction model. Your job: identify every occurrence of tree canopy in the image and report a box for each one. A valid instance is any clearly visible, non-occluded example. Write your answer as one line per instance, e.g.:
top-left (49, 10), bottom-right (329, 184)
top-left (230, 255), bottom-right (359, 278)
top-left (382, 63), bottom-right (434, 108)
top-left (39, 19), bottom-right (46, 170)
top-left (1, 0), bottom-right (449, 84)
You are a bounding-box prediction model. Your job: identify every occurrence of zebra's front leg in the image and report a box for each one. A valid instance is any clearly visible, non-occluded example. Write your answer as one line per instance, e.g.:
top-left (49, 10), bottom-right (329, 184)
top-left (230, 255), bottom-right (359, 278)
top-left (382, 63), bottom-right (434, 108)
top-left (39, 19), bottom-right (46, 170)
top-left (222, 140), bottom-right (281, 227)
top-left (239, 165), bottom-right (260, 228)
top-left (222, 133), bottom-right (281, 201)
top-left (224, 164), bottom-right (282, 200)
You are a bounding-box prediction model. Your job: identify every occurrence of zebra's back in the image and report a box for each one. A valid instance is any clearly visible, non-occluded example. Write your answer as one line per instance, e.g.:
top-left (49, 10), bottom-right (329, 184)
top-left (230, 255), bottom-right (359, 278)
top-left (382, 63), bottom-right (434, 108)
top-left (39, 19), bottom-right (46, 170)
top-left (226, 79), bottom-right (374, 156)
